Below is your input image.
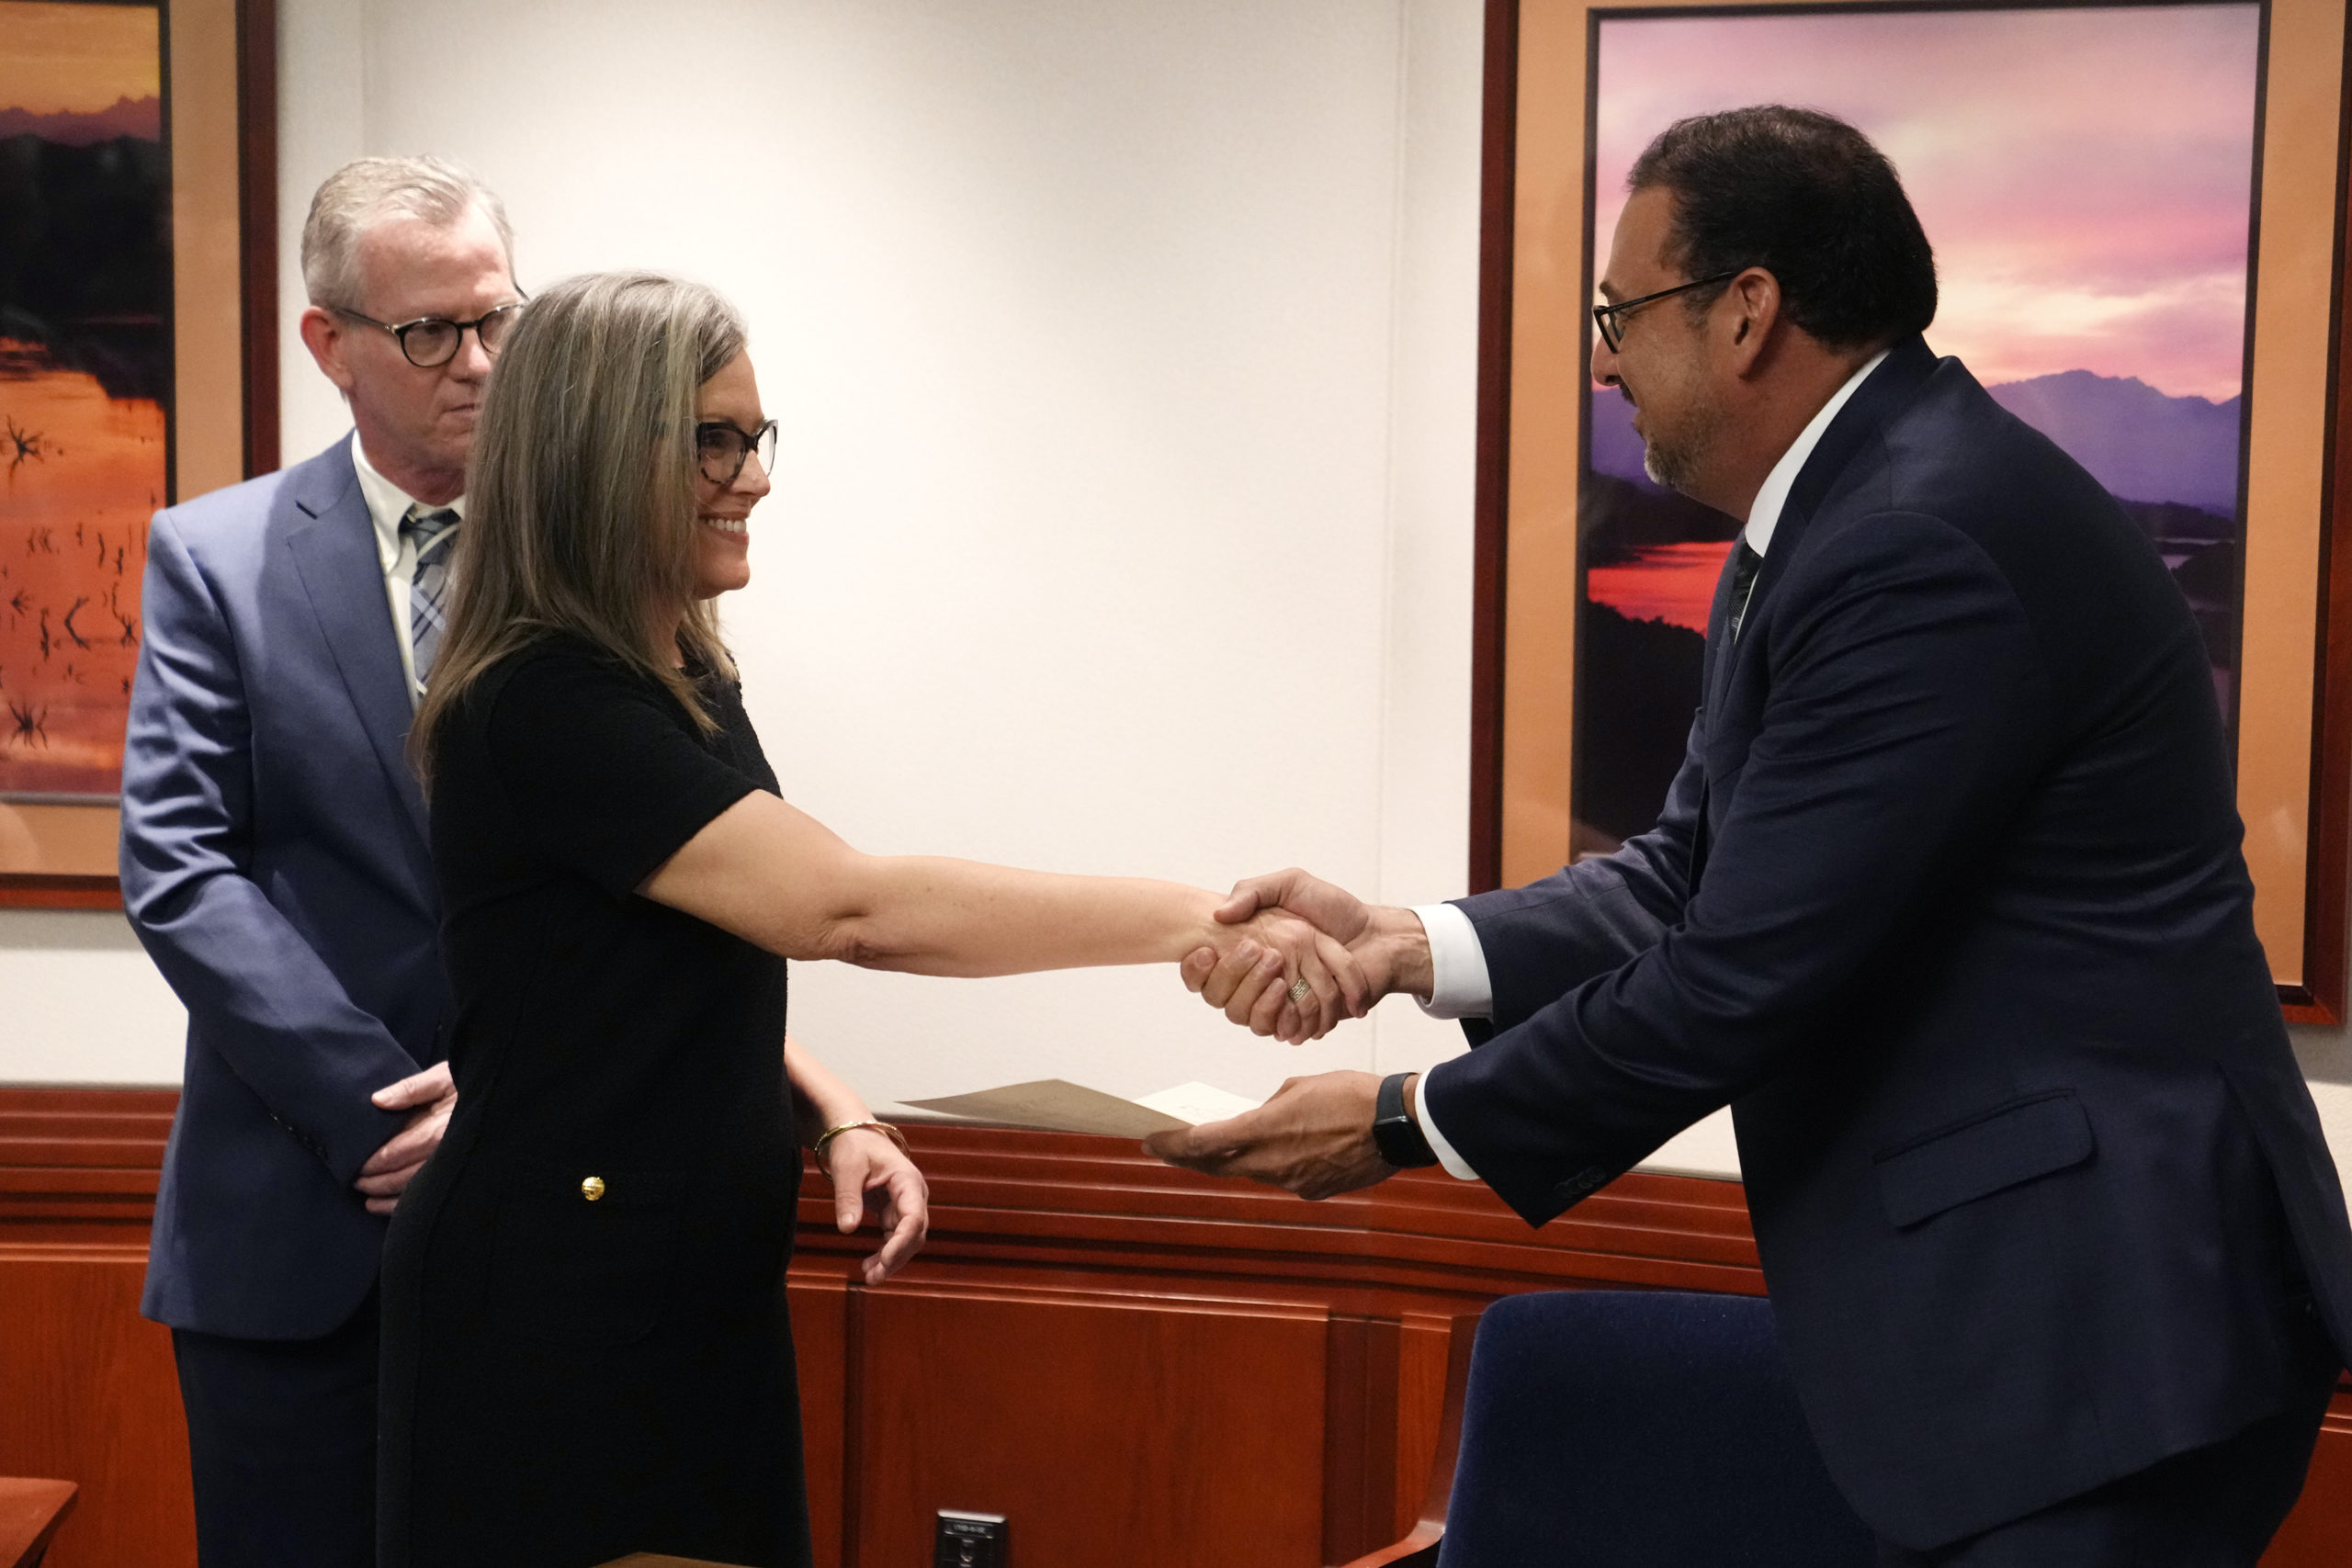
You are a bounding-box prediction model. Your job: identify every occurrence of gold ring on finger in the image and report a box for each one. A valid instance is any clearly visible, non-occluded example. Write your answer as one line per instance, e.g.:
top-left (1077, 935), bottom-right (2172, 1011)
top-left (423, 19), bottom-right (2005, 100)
top-left (1287, 977), bottom-right (1314, 1005)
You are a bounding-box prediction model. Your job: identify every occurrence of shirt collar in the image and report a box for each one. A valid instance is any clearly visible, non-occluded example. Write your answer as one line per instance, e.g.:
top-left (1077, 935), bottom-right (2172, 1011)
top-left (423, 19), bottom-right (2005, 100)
top-left (349, 434), bottom-right (466, 573)
top-left (1743, 348), bottom-right (1888, 558)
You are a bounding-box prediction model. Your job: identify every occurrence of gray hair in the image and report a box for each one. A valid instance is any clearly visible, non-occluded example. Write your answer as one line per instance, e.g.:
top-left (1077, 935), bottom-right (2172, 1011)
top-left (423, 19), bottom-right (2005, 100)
top-left (300, 155), bottom-right (515, 311)
top-left (409, 272), bottom-right (749, 784)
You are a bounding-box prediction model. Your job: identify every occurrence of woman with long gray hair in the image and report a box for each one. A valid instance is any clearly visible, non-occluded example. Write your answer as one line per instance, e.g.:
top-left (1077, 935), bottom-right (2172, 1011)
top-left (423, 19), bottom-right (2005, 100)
top-left (377, 271), bottom-right (1359, 1567)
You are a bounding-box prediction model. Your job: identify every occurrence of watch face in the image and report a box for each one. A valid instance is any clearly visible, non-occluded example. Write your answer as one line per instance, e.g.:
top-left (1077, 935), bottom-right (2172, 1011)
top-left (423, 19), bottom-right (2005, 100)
top-left (1374, 1111), bottom-right (1436, 1169)
top-left (1372, 1073), bottom-right (1436, 1167)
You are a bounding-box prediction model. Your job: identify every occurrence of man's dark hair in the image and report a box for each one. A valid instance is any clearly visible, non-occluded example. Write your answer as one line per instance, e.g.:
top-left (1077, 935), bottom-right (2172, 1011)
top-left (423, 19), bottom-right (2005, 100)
top-left (1627, 106), bottom-right (1936, 350)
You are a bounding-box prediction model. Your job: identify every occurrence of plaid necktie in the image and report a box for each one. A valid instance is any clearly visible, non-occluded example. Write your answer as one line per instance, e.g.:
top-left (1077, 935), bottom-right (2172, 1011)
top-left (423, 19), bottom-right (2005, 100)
top-left (401, 507), bottom-right (460, 687)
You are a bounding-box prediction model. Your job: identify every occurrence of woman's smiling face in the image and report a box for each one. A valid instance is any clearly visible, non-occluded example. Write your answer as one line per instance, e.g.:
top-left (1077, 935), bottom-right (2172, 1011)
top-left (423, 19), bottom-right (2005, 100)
top-left (690, 349), bottom-right (770, 600)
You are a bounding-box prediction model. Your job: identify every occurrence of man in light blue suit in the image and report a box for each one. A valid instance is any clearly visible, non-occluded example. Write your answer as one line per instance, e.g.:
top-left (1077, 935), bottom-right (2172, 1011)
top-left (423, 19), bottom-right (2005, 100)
top-left (120, 156), bottom-right (523, 1568)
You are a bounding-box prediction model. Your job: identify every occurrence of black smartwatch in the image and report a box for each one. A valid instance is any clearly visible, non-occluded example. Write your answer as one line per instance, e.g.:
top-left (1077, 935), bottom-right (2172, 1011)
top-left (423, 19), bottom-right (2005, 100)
top-left (1373, 1071), bottom-right (1439, 1168)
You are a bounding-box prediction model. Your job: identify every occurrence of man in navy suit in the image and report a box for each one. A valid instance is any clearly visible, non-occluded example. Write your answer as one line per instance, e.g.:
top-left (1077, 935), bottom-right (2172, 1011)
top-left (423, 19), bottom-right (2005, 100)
top-left (1155, 107), bottom-right (2352, 1563)
top-left (120, 156), bottom-right (521, 1567)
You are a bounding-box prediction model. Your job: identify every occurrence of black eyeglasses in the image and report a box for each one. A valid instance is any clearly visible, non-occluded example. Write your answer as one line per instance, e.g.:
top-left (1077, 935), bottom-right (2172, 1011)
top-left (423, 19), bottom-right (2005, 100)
top-left (334, 299), bottom-right (526, 367)
top-left (1591, 270), bottom-right (1745, 351)
top-left (695, 420), bottom-right (779, 486)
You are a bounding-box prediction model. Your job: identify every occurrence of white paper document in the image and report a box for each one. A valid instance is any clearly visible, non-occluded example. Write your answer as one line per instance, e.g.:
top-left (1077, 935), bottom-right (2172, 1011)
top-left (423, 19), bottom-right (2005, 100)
top-left (1131, 1081), bottom-right (1264, 1126)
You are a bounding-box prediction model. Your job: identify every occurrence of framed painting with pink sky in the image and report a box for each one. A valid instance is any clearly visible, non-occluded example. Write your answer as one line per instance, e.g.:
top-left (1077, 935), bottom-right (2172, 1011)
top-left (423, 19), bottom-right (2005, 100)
top-left (0, 0), bottom-right (276, 908)
top-left (1466, 0), bottom-right (2352, 1020)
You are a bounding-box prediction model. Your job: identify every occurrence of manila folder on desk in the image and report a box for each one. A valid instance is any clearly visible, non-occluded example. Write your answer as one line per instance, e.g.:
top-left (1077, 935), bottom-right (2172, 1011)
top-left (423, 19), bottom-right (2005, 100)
top-left (900, 1078), bottom-right (1189, 1138)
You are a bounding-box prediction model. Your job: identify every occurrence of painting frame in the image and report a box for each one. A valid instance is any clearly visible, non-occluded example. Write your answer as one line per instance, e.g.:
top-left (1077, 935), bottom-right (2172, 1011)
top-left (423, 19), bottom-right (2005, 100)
top-left (1466, 0), bottom-right (2352, 1021)
top-left (0, 0), bottom-right (277, 911)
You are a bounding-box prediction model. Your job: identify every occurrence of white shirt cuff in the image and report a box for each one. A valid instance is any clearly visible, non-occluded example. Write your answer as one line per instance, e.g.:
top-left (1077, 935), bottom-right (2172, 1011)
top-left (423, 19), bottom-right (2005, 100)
top-left (1410, 903), bottom-right (1493, 1020)
top-left (1410, 1067), bottom-right (1478, 1181)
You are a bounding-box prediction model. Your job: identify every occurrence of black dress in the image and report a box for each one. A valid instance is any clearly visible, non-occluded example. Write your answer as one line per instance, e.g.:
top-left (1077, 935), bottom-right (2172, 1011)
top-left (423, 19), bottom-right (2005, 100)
top-left (379, 635), bottom-right (810, 1568)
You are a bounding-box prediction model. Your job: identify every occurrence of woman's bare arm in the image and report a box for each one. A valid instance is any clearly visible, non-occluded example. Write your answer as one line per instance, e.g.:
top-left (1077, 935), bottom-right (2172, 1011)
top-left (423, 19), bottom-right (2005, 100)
top-left (639, 792), bottom-right (1363, 1036)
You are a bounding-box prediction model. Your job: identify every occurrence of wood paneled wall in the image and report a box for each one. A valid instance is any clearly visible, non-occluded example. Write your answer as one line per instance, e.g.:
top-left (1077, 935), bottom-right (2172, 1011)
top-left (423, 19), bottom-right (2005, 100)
top-left (1, 1089), bottom-right (2346, 1566)
top-left (782, 1120), bottom-right (1760, 1567)
top-left (0, 1089), bottom-right (192, 1567)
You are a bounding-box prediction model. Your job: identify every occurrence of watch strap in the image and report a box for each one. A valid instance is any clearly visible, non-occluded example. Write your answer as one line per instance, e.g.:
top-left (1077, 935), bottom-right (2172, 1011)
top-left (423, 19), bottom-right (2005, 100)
top-left (1373, 1071), bottom-right (1439, 1168)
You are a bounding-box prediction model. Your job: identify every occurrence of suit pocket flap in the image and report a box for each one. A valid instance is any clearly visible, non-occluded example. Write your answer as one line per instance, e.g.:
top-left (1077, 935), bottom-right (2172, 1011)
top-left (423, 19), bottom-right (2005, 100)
top-left (1873, 1092), bottom-right (2094, 1229)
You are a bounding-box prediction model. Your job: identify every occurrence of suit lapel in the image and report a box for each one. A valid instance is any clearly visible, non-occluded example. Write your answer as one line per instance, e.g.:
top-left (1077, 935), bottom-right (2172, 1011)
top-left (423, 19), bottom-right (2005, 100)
top-left (1689, 336), bottom-right (1939, 897)
top-left (283, 438), bottom-right (431, 855)
top-left (1737, 335), bottom-right (1939, 637)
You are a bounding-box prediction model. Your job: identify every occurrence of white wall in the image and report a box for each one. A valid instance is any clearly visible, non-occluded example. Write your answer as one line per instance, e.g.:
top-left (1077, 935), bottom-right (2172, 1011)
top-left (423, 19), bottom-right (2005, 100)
top-left (0, 910), bottom-right (186, 1083)
top-left (0, 0), bottom-right (1500, 1123)
top-left (13, 0), bottom-right (2350, 1192)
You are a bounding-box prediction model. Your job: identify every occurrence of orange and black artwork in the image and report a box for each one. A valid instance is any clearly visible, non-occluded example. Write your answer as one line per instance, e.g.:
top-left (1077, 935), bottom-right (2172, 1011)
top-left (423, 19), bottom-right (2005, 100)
top-left (0, 0), bottom-right (166, 801)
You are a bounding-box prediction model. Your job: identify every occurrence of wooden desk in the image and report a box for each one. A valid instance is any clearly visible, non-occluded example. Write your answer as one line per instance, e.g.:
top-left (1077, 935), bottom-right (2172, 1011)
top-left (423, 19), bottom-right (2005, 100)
top-left (6, 1091), bottom-right (2352, 1567)
top-left (0, 1481), bottom-right (76, 1568)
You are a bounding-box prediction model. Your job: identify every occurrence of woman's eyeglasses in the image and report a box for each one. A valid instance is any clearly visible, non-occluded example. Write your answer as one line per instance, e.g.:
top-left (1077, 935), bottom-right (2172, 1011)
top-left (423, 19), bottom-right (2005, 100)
top-left (696, 420), bottom-right (780, 486)
top-left (333, 300), bottom-right (526, 367)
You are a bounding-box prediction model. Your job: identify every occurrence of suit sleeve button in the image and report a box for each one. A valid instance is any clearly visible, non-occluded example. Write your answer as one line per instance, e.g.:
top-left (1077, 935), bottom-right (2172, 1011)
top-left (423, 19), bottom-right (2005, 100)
top-left (581, 1176), bottom-right (605, 1201)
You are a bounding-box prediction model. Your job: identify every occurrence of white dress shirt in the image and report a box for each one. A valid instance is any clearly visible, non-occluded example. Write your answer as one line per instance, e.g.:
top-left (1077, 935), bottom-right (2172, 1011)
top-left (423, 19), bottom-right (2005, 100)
top-left (1406, 349), bottom-right (1890, 1180)
top-left (350, 436), bottom-right (467, 706)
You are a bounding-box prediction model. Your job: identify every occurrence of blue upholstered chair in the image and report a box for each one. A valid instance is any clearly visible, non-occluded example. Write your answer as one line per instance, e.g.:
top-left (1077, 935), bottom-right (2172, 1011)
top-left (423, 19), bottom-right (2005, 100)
top-left (1347, 1291), bottom-right (1875, 1568)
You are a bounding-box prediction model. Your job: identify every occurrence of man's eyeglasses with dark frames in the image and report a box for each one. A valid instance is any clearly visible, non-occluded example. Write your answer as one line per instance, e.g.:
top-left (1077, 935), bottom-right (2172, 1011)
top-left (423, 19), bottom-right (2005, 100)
top-left (1591, 269), bottom-right (1746, 352)
top-left (333, 300), bottom-right (526, 368)
top-left (696, 421), bottom-right (779, 487)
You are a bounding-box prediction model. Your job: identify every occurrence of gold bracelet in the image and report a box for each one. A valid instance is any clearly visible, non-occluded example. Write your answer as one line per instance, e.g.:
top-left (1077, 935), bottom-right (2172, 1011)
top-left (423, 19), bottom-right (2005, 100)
top-left (811, 1119), bottom-right (909, 1169)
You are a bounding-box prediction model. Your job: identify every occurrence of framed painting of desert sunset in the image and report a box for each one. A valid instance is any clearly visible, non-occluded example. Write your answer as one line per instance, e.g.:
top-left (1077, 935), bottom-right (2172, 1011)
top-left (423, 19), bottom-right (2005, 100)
top-left (0, 0), bottom-right (275, 908)
top-left (1467, 0), bottom-right (2352, 1019)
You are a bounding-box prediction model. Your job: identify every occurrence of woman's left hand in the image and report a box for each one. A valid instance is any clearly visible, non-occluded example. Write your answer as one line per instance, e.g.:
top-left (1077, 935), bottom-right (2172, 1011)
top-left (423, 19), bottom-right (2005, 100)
top-left (820, 1127), bottom-right (930, 1284)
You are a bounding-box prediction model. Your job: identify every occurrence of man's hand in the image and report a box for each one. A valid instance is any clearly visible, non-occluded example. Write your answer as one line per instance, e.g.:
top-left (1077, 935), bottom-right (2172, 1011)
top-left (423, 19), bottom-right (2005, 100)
top-left (356, 1060), bottom-right (458, 1216)
top-left (1182, 868), bottom-right (1434, 1038)
top-left (820, 1128), bottom-right (930, 1285)
top-left (1195, 901), bottom-right (1369, 1044)
top-left (1144, 1070), bottom-right (1394, 1200)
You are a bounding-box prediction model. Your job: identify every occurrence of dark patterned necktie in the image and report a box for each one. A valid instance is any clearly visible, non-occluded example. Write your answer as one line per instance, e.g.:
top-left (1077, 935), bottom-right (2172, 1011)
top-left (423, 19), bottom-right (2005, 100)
top-left (1728, 538), bottom-right (1764, 642)
top-left (401, 507), bottom-right (460, 687)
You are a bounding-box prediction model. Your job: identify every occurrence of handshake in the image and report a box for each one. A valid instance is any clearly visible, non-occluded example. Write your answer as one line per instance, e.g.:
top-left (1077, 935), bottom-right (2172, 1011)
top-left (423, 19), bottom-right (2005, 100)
top-left (1151, 867), bottom-right (1443, 1201)
top-left (1179, 867), bottom-right (1436, 1044)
